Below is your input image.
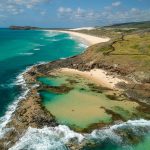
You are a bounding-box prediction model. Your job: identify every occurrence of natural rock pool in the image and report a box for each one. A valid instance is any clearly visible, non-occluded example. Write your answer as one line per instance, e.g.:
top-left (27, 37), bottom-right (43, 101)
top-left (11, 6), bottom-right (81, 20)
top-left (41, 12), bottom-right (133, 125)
top-left (38, 71), bottom-right (145, 131)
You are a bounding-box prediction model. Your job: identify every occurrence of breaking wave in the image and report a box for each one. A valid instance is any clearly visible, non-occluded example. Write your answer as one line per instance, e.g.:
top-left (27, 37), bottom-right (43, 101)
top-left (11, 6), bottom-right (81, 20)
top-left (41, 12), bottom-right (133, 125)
top-left (0, 67), bottom-right (32, 138)
top-left (19, 52), bottom-right (34, 56)
top-left (9, 119), bottom-right (150, 150)
top-left (77, 43), bottom-right (88, 49)
top-left (44, 31), bottom-right (61, 37)
top-left (33, 48), bottom-right (40, 51)
top-left (0, 61), bottom-right (48, 139)
top-left (10, 125), bottom-right (83, 150)
top-left (1, 30), bottom-right (149, 150)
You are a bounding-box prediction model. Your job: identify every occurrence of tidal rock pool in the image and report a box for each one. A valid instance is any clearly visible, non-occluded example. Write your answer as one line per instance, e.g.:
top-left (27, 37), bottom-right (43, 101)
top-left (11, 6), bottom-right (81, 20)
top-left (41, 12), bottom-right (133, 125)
top-left (38, 71), bottom-right (148, 131)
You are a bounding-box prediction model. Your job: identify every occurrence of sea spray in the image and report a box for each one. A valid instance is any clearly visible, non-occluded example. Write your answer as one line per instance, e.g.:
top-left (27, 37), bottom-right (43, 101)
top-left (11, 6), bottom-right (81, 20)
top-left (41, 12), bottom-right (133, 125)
top-left (9, 125), bottom-right (84, 150)
top-left (77, 43), bottom-right (88, 49)
top-left (9, 119), bottom-right (150, 150)
top-left (0, 29), bottom-right (86, 142)
top-left (0, 69), bottom-right (29, 138)
top-left (0, 59), bottom-right (50, 139)
top-left (0, 62), bottom-right (44, 139)
top-left (90, 119), bottom-right (150, 141)
top-left (33, 48), bottom-right (40, 51)
top-left (19, 52), bottom-right (34, 56)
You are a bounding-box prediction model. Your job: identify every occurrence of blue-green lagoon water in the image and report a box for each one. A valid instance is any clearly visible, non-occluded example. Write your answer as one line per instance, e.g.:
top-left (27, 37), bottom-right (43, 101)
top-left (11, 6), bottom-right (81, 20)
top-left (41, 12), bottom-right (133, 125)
top-left (0, 28), bottom-right (86, 137)
top-left (0, 29), bottom-right (150, 150)
top-left (0, 29), bottom-right (85, 116)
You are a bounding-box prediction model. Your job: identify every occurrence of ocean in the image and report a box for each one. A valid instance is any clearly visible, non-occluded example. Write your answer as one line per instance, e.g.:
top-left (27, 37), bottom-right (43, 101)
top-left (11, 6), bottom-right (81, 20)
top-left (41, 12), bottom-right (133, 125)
top-left (0, 28), bottom-right (86, 117)
top-left (0, 29), bottom-right (149, 150)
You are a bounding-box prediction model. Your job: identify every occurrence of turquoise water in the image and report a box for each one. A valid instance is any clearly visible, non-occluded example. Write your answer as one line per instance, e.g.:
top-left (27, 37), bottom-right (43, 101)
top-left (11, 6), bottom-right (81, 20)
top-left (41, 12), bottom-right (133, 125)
top-left (0, 28), bottom-right (85, 117)
top-left (0, 29), bottom-right (149, 150)
top-left (38, 76), bottom-right (68, 87)
top-left (38, 76), bottom-right (150, 150)
top-left (83, 133), bottom-right (150, 150)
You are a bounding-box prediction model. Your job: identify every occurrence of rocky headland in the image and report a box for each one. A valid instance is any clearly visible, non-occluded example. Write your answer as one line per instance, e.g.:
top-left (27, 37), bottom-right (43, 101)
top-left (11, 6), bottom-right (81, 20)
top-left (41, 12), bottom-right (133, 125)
top-left (9, 26), bottom-right (40, 30)
top-left (0, 24), bottom-right (150, 149)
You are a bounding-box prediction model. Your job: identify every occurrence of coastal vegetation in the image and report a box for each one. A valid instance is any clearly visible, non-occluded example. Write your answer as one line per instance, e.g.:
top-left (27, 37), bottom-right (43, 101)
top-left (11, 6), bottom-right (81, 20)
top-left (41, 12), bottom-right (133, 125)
top-left (38, 72), bottom-right (146, 132)
top-left (20, 22), bottom-right (149, 148)
top-left (0, 21), bottom-right (150, 149)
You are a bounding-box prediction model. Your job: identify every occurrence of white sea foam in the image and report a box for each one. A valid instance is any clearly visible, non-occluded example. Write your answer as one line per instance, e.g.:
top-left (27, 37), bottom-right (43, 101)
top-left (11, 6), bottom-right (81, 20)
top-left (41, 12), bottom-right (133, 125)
top-left (0, 66), bottom-right (33, 138)
top-left (0, 62), bottom-right (46, 138)
top-left (111, 119), bottom-right (150, 129)
top-left (50, 38), bottom-right (60, 42)
top-left (90, 119), bottom-right (150, 142)
top-left (39, 44), bottom-right (45, 47)
top-left (10, 125), bottom-right (84, 150)
top-left (60, 57), bottom-right (66, 60)
top-left (33, 48), bottom-right (40, 51)
top-left (77, 43), bottom-right (88, 48)
top-left (19, 52), bottom-right (34, 56)
top-left (36, 61), bottom-right (48, 65)
top-left (44, 31), bottom-right (60, 37)
top-left (0, 83), bottom-right (14, 89)
top-left (50, 36), bottom-right (73, 42)
top-left (1, 30), bottom-right (149, 149)
top-left (9, 119), bottom-right (150, 150)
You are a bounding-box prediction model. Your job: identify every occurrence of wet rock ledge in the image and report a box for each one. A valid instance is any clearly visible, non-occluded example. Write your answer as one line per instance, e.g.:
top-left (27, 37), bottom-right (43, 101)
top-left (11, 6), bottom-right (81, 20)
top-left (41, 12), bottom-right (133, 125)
top-left (0, 36), bottom-right (150, 149)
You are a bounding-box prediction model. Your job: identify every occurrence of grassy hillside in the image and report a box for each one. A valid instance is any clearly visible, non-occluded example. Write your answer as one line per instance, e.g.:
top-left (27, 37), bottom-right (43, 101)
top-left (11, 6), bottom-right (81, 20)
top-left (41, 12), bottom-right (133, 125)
top-left (91, 32), bottom-right (150, 74)
top-left (105, 21), bottom-right (150, 29)
top-left (73, 22), bottom-right (150, 83)
top-left (64, 21), bottom-right (150, 107)
top-left (73, 25), bottom-right (150, 107)
top-left (72, 21), bottom-right (150, 39)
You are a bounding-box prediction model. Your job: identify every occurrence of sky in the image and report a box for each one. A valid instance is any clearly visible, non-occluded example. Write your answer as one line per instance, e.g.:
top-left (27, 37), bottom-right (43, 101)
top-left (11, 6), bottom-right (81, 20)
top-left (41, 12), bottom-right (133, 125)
top-left (0, 0), bottom-right (150, 28)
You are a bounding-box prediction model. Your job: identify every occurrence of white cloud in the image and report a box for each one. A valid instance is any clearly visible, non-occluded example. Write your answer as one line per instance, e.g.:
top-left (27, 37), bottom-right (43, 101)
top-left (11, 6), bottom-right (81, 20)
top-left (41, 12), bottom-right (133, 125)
top-left (101, 8), bottom-right (150, 24)
top-left (40, 10), bottom-right (47, 15)
top-left (57, 6), bottom-right (150, 25)
top-left (58, 7), bottom-right (72, 14)
top-left (0, 0), bottom-right (51, 15)
top-left (58, 7), bottom-right (92, 20)
top-left (112, 1), bottom-right (121, 7)
top-left (8, 0), bottom-right (49, 7)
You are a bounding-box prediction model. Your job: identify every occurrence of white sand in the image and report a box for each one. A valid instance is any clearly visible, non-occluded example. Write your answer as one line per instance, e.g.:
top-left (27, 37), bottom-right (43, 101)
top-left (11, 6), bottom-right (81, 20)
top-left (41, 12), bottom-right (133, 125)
top-left (53, 31), bottom-right (123, 89)
top-left (59, 68), bottom-right (128, 89)
top-left (57, 30), bottom-right (110, 46)
top-left (69, 27), bottom-right (95, 31)
top-left (47, 30), bottom-right (122, 89)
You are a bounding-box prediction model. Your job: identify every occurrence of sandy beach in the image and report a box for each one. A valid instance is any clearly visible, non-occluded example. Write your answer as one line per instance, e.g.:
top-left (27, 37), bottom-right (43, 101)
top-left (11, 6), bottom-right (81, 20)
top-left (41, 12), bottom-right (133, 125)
top-left (54, 31), bottom-right (123, 89)
top-left (57, 30), bottom-right (110, 46)
top-left (59, 68), bottom-right (128, 89)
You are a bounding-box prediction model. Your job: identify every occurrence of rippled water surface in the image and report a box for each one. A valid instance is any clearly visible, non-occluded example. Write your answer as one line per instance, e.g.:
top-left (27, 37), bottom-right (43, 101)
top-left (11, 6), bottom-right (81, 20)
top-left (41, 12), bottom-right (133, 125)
top-left (0, 28), bottom-right (85, 117)
top-left (0, 29), bottom-right (149, 150)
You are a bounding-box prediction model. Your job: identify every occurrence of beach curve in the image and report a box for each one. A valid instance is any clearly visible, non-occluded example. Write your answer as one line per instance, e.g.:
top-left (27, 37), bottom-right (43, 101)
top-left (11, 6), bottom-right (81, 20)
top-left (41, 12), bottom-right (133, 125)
top-left (55, 30), bottom-right (110, 46)
top-left (1, 29), bottom-right (149, 150)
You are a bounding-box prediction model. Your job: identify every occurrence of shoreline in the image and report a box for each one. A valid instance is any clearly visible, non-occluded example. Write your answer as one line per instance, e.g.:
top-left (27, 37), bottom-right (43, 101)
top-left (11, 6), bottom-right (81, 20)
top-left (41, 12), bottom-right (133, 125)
top-left (46, 30), bottom-right (110, 46)
top-left (0, 31), bottom-right (113, 149)
top-left (59, 68), bottom-right (128, 90)
top-left (0, 30), bottom-right (149, 149)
